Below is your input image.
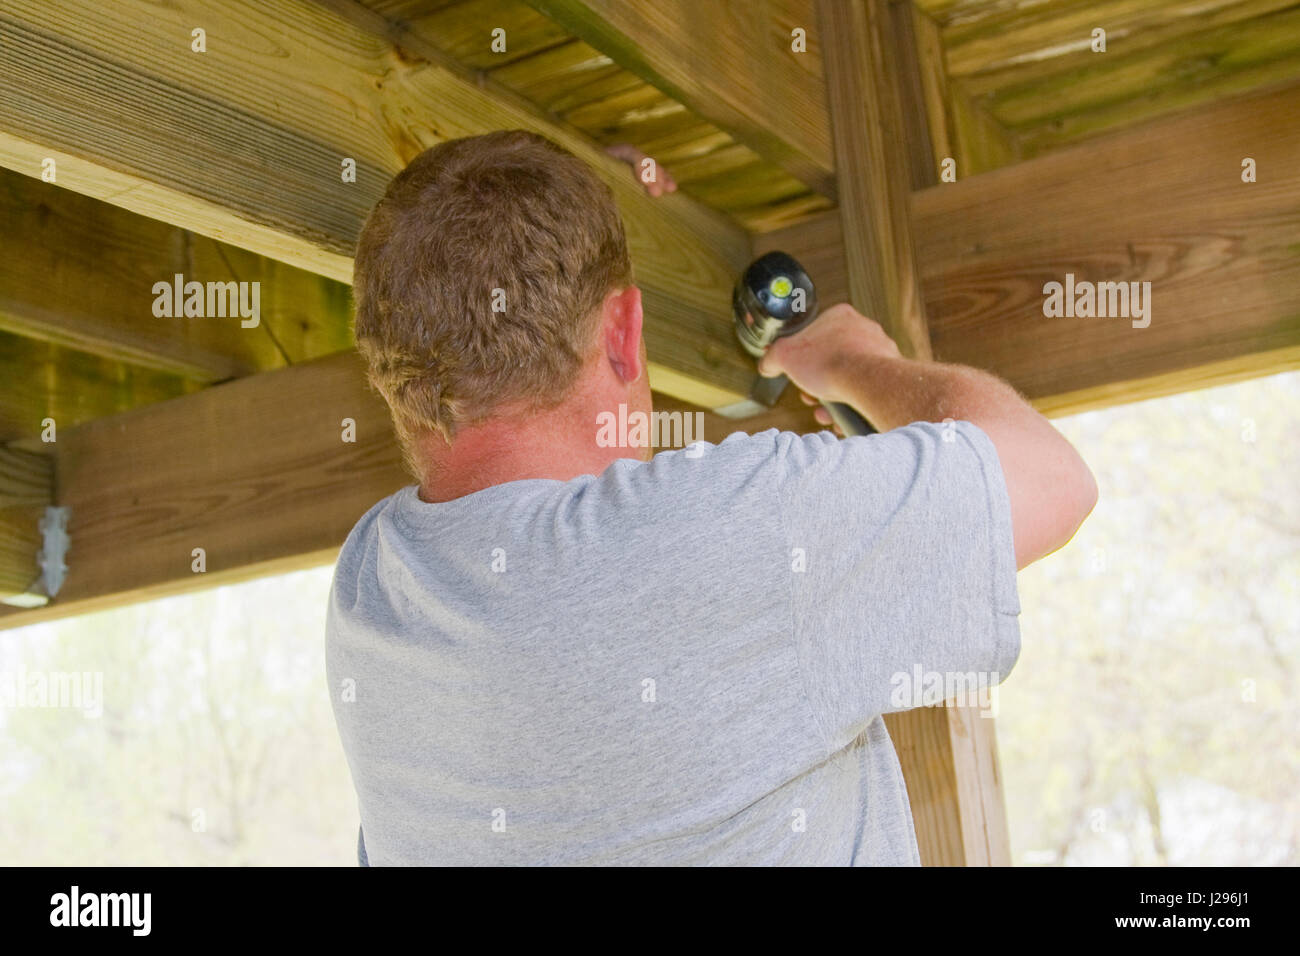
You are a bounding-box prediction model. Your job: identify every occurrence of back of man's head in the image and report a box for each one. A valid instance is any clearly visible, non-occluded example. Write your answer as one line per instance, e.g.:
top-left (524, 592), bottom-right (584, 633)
top-left (354, 130), bottom-right (633, 473)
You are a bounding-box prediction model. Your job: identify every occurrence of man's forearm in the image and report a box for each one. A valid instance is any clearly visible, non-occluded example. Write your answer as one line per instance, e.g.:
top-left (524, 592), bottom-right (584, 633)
top-left (829, 351), bottom-right (1026, 434)
top-left (760, 301), bottom-right (1097, 568)
top-left (830, 350), bottom-right (1098, 568)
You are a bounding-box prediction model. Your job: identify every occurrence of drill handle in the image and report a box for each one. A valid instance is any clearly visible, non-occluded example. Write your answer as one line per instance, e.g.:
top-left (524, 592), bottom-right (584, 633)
top-left (825, 401), bottom-right (876, 437)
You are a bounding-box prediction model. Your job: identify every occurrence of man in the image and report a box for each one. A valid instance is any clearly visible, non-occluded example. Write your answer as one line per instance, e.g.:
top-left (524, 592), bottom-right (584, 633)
top-left (326, 129), bottom-right (1097, 866)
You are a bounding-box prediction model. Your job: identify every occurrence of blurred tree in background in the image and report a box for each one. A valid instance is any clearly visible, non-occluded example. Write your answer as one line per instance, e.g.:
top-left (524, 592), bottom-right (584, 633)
top-left (1001, 370), bottom-right (1299, 865)
top-left (0, 568), bottom-right (352, 865)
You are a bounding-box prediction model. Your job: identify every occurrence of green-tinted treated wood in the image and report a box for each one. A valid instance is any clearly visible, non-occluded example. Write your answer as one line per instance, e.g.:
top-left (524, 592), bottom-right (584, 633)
top-left (0, 446), bottom-right (49, 510)
top-left (523, 0), bottom-right (836, 196)
top-left (817, 0), bottom-right (934, 360)
top-left (386, 0), bottom-right (830, 237)
top-left (0, 348), bottom-right (769, 630)
top-left (186, 239), bottom-right (356, 367)
top-left (0, 0), bottom-right (755, 409)
top-left (405, 0), bottom-right (571, 69)
top-left (365, 0), bottom-right (462, 16)
top-left (632, 125), bottom-right (735, 167)
top-left (0, 169), bottom-right (354, 382)
top-left (0, 350), bottom-right (405, 630)
top-left (911, 4), bottom-right (958, 177)
top-left (0, 446), bottom-right (51, 604)
top-left (0, 502), bottom-right (44, 598)
top-left (486, 38), bottom-right (625, 108)
top-left (520, 58), bottom-right (646, 114)
top-left (1002, 7), bottom-right (1300, 155)
top-left (733, 192), bottom-right (834, 234)
top-left (758, 81), bottom-right (1300, 415)
top-left (686, 164), bottom-right (811, 212)
top-left (919, 82), bottom-right (1300, 404)
top-left (667, 143), bottom-right (760, 184)
top-left (0, 332), bottom-right (196, 444)
top-left (951, 83), bottom-right (1019, 174)
top-left (560, 83), bottom-right (685, 133)
top-left (982, 6), bottom-right (1300, 126)
top-left (947, 0), bottom-right (1296, 81)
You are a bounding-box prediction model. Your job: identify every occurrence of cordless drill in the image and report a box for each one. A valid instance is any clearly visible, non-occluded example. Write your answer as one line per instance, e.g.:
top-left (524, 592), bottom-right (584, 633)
top-left (732, 251), bottom-right (876, 436)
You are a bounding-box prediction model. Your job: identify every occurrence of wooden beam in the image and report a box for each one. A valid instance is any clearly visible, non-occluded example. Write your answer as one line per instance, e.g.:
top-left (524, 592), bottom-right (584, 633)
top-left (910, 5), bottom-right (957, 178)
top-left (759, 82), bottom-right (1300, 414)
top-left (0, 352), bottom-right (798, 631)
top-left (917, 81), bottom-right (1300, 405)
top-left (753, 208), bottom-right (850, 308)
top-left (0, 445), bottom-right (52, 600)
top-left (0, 351), bottom-right (404, 630)
top-left (0, 0), bottom-right (755, 409)
top-left (950, 83), bottom-right (1019, 176)
top-left (1001, 6), bottom-right (1300, 159)
top-left (817, 0), bottom-right (1010, 867)
top-left (886, 703), bottom-right (1011, 866)
top-left (0, 170), bottom-right (354, 383)
top-left (0, 331), bottom-right (196, 445)
top-left (947, 0), bottom-right (1298, 86)
top-left (815, 0), bottom-right (932, 360)
top-left (521, 0), bottom-right (837, 198)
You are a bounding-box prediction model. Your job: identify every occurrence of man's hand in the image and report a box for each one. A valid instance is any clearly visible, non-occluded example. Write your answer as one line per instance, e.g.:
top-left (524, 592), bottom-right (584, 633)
top-left (605, 144), bottom-right (678, 198)
top-left (758, 303), bottom-right (901, 404)
top-left (760, 302), bottom-right (1097, 569)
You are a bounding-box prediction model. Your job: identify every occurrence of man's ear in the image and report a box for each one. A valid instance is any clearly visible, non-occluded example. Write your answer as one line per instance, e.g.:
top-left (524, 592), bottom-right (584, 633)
top-left (604, 285), bottom-right (644, 384)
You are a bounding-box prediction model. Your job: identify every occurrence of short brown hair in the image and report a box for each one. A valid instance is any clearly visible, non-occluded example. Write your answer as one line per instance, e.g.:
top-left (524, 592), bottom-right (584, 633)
top-left (353, 130), bottom-right (633, 465)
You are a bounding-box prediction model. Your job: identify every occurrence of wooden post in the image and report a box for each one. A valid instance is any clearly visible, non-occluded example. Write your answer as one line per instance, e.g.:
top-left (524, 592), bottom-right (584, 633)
top-left (816, 0), bottom-right (1011, 866)
top-left (0, 446), bottom-right (52, 603)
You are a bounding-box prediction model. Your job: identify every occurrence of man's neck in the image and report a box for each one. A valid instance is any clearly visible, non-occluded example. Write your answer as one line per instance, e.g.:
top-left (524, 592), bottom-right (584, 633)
top-left (415, 393), bottom-right (647, 503)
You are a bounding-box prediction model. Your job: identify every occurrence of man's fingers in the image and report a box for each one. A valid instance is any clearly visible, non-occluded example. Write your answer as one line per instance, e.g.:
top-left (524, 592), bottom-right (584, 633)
top-left (604, 143), bottom-right (676, 198)
top-left (812, 406), bottom-right (832, 426)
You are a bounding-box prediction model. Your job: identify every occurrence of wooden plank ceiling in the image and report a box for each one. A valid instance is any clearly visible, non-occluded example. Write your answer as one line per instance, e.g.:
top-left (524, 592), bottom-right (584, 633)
top-left (2, 0), bottom-right (1299, 447)
top-left (918, 0), bottom-right (1300, 164)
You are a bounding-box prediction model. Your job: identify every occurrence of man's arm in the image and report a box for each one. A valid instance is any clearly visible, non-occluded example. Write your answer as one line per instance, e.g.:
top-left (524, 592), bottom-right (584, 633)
top-left (759, 304), bottom-right (1098, 570)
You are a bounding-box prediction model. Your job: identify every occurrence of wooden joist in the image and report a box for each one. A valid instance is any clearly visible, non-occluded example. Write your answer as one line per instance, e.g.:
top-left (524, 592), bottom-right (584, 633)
top-left (816, 0), bottom-right (1008, 867)
top-left (923, 0), bottom-right (1300, 159)
top-left (991, 4), bottom-right (1300, 157)
top-left (0, 446), bottom-right (52, 600)
top-left (0, 352), bottom-right (798, 631)
top-left (521, 0), bottom-right (837, 198)
top-left (0, 0), bottom-right (756, 409)
top-left (0, 351), bottom-right (405, 629)
top-left (759, 82), bottom-right (1300, 416)
top-left (0, 169), bottom-right (354, 385)
top-left (0, 332), bottom-right (197, 445)
top-left (939, 0), bottom-right (1297, 82)
top-left (815, 0), bottom-right (933, 360)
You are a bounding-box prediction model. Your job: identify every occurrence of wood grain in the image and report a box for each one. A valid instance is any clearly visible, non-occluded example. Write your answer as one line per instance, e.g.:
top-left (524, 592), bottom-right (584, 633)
top-left (818, 0), bottom-right (1013, 868)
top-left (816, 0), bottom-right (934, 359)
top-left (1003, 6), bottom-right (1300, 156)
top-left (0, 169), bottom-right (354, 383)
top-left (0, 354), bottom-right (800, 630)
top-left (0, 445), bottom-right (52, 598)
top-left (758, 82), bottom-right (1300, 413)
top-left (0, 331), bottom-right (197, 445)
top-left (915, 81), bottom-right (1300, 402)
top-left (0, 0), bottom-right (755, 408)
top-left (523, 0), bottom-right (836, 197)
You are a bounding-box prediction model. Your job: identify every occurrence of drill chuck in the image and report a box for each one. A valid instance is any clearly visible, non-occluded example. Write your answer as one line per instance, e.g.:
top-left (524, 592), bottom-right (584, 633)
top-left (731, 250), bottom-right (877, 437)
top-left (731, 251), bottom-right (818, 357)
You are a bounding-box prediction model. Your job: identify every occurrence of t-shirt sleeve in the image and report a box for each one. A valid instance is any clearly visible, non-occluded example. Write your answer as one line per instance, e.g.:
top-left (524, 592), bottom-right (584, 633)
top-left (775, 421), bottom-right (1021, 752)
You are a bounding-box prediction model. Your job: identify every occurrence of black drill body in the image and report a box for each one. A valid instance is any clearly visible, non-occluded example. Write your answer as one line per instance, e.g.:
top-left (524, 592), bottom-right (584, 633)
top-left (732, 251), bottom-right (876, 436)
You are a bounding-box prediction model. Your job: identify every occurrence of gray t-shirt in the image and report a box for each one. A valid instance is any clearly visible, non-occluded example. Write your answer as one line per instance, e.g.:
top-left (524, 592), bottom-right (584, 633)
top-left (326, 422), bottom-right (1021, 865)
